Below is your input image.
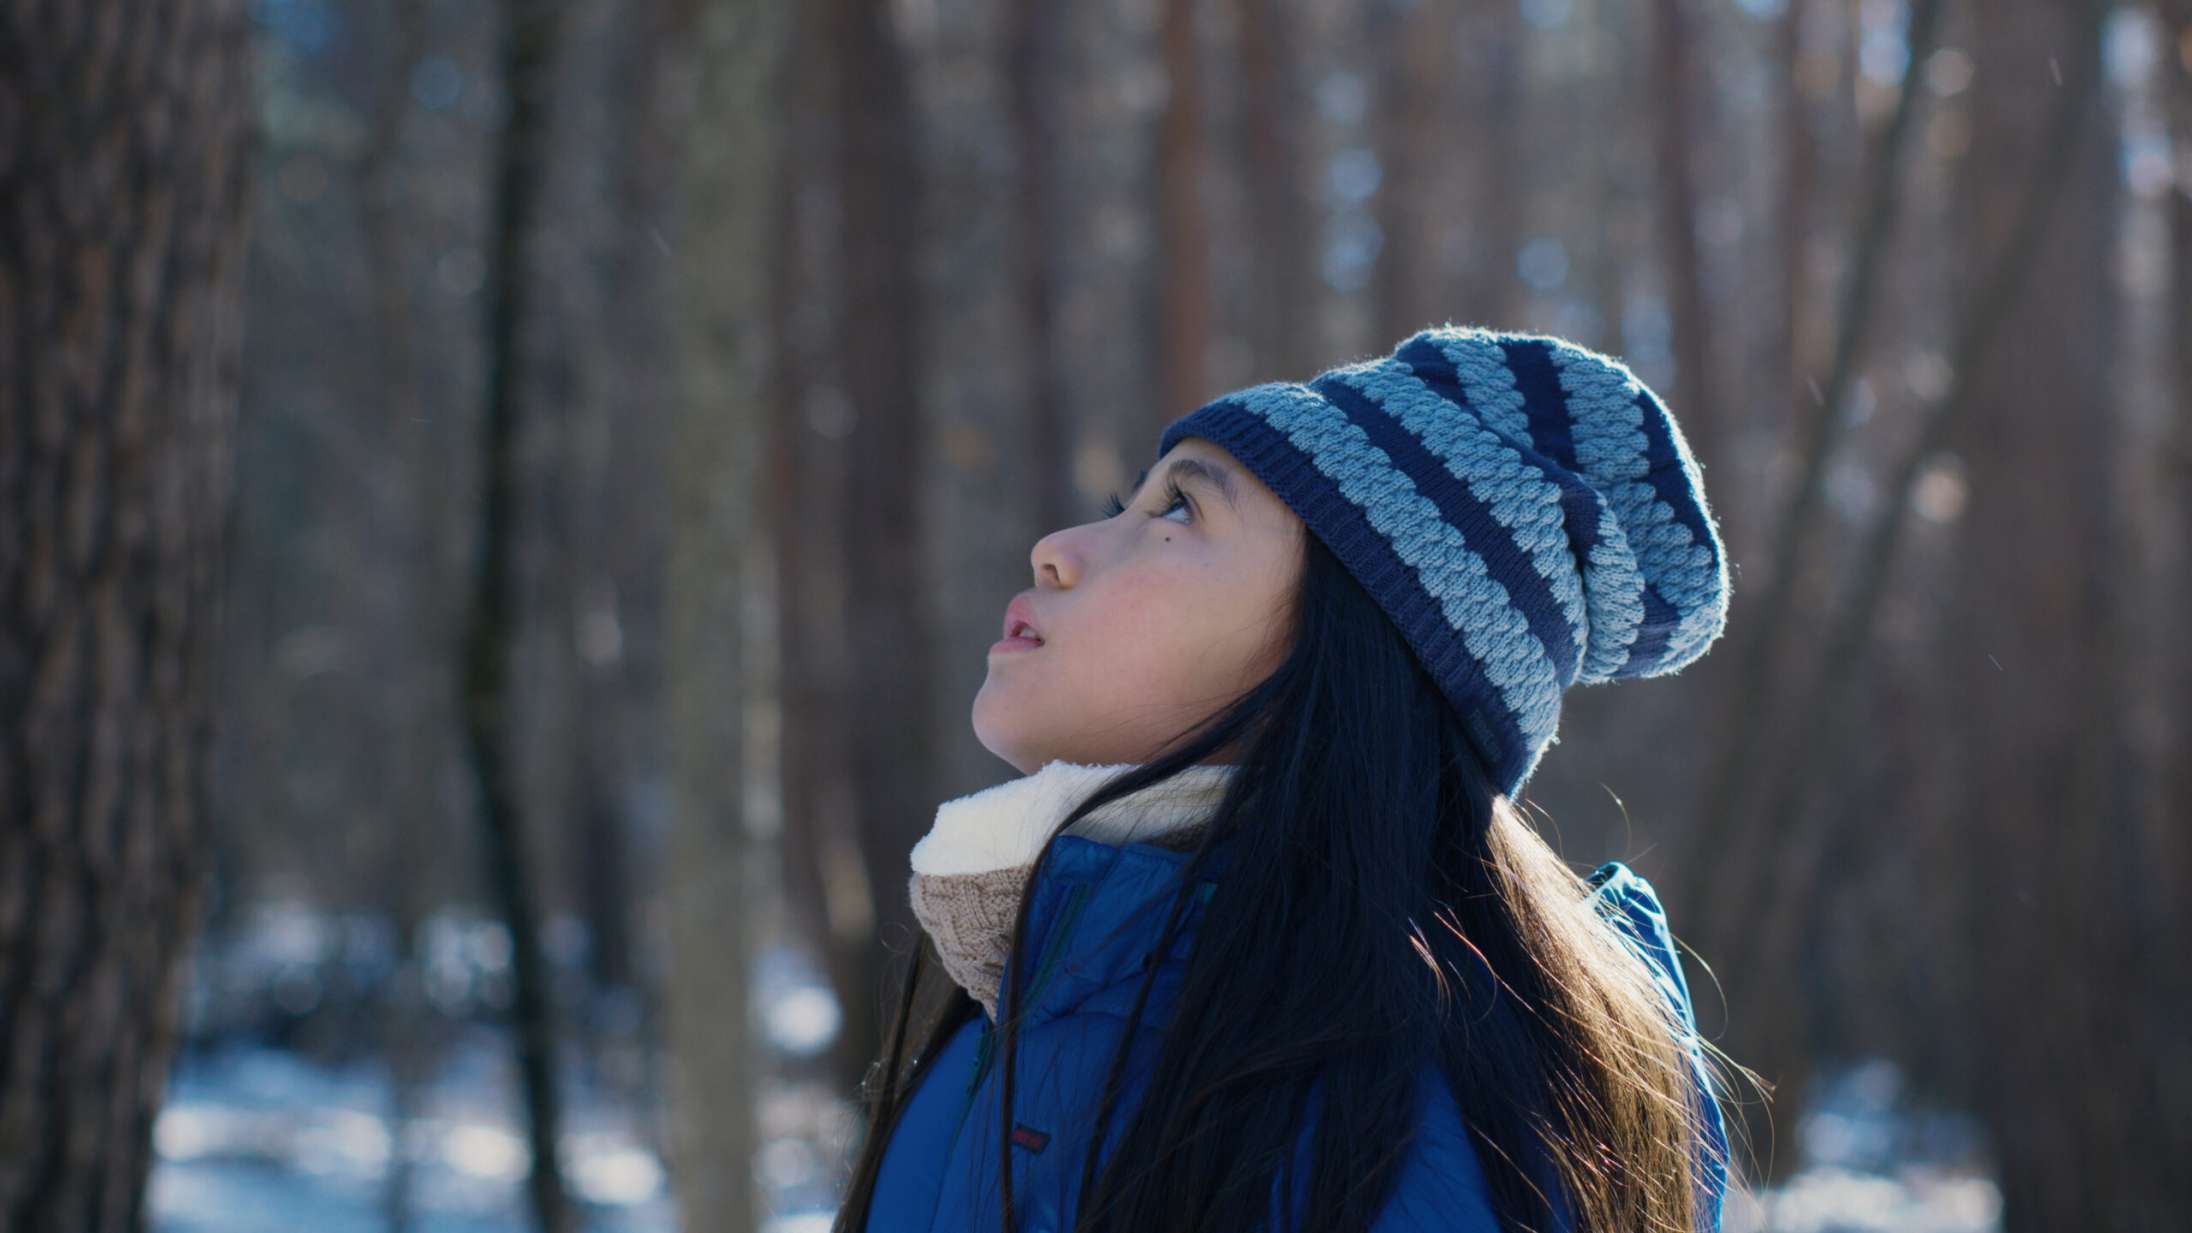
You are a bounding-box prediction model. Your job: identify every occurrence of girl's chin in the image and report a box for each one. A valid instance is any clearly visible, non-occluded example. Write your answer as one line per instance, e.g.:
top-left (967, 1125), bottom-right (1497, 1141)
top-left (971, 700), bottom-right (1043, 756)
top-left (971, 735), bottom-right (1050, 778)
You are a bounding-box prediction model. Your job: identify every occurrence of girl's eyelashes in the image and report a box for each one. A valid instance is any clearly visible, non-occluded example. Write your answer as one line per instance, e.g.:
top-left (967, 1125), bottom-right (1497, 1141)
top-left (1100, 478), bottom-right (1193, 523)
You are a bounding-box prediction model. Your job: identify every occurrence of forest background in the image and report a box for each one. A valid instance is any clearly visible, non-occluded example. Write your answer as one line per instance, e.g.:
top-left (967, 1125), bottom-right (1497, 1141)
top-left (4, 0), bottom-right (2186, 1231)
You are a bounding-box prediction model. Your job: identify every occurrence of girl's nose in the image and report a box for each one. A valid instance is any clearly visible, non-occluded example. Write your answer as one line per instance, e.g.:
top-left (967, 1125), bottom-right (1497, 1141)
top-left (1031, 530), bottom-right (1077, 588)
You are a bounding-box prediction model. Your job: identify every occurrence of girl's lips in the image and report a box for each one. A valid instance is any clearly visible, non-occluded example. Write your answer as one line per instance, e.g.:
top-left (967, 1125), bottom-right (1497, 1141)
top-left (990, 635), bottom-right (1044, 654)
top-left (1003, 594), bottom-right (1044, 644)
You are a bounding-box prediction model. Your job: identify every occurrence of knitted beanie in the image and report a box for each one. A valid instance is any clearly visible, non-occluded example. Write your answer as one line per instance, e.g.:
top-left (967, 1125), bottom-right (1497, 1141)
top-left (1155, 323), bottom-right (1731, 800)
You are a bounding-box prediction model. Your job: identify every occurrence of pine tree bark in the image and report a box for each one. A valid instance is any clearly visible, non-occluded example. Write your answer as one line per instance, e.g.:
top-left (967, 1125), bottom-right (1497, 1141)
top-left (0, 1), bottom-right (254, 1228)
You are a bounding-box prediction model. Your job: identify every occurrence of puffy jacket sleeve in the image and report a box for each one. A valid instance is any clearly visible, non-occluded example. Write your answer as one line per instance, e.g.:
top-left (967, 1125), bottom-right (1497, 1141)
top-left (1588, 860), bottom-right (1731, 1233)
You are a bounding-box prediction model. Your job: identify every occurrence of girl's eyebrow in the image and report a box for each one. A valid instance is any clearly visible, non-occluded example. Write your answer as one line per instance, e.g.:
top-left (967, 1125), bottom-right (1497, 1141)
top-left (1130, 457), bottom-right (1240, 512)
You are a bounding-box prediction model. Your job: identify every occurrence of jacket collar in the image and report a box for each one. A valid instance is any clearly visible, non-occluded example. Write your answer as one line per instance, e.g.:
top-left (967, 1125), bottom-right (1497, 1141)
top-left (909, 760), bottom-right (1240, 1023)
top-left (995, 827), bottom-right (1242, 1029)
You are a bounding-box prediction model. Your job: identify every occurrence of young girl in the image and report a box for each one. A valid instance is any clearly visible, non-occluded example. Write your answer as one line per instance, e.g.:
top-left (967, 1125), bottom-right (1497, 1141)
top-left (832, 323), bottom-right (1750, 1233)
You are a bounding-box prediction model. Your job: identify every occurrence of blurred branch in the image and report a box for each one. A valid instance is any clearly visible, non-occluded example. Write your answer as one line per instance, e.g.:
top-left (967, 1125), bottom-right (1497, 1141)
top-left (1739, 0), bottom-right (2109, 978)
top-left (1680, 0), bottom-right (1945, 917)
top-left (1649, 0), bottom-right (1723, 449)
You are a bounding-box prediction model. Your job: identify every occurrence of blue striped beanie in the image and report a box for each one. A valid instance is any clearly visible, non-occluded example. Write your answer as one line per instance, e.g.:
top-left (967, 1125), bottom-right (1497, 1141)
top-left (1155, 323), bottom-right (1731, 799)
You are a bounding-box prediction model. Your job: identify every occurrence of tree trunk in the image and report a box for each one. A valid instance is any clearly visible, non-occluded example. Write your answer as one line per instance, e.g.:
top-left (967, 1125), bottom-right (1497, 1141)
top-left (352, 2), bottom-right (444, 1227)
top-left (1775, 0), bottom-right (1820, 442)
top-left (1948, 3), bottom-right (2176, 1227)
top-left (1229, 0), bottom-right (1316, 374)
top-left (1370, 0), bottom-right (1451, 345)
top-left (661, 0), bottom-right (771, 1227)
top-left (0, 2), bottom-right (254, 1228)
top-left (827, 0), bottom-right (940, 1094)
top-left (1583, 0), bottom-right (1636, 353)
top-left (1153, 0), bottom-right (1212, 430)
top-left (462, 1), bottom-right (573, 1228)
top-left (2157, 0), bottom-right (2192, 1170)
top-left (1007, 0), bottom-right (1075, 535)
top-left (1647, 0), bottom-right (1721, 453)
top-left (764, 0), bottom-right (875, 1096)
top-left (1680, 0), bottom-right (1944, 939)
top-left (1465, 0), bottom-right (1527, 329)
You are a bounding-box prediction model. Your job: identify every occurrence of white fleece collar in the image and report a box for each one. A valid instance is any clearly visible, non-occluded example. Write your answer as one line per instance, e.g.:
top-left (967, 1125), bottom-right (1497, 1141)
top-left (908, 759), bottom-right (1238, 876)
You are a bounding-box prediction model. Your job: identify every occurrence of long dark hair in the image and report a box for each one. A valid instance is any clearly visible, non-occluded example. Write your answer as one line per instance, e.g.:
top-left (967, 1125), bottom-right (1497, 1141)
top-left (833, 524), bottom-right (1759, 1233)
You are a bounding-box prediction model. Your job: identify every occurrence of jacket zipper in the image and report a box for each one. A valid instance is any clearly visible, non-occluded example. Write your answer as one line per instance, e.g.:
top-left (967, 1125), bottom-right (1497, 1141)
top-left (952, 880), bottom-right (1095, 1126)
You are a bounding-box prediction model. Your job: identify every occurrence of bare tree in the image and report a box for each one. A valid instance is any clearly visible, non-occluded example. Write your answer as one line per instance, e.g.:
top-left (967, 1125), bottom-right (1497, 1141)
top-left (2164, 0), bottom-right (2192, 908)
top-left (1581, 0), bottom-right (1639, 353)
top-left (461, 0), bottom-right (574, 1227)
top-left (766, 0), bottom-right (877, 1095)
top-left (1939, 5), bottom-right (2172, 1228)
top-left (1756, 0), bottom-right (2112, 951)
top-left (1229, 0), bottom-right (1316, 373)
top-left (1463, 0), bottom-right (1528, 329)
top-left (351, 2), bottom-right (445, 1227)
top-left (660, 0), bottom-right (772, 1222)
top-left (1647, 0), bottom-right (1723, 451)
top-left (0, 1), bottom-right (254, 1228)
top-left (2158, 0), bottom-right (2192, 1169)
top-left (1006, 0), bottom-right (1077, 535)
top-left (1771, 0), bottom-right (1821, 442)
top-left (1370, 0), bottom-right (1452, 343)
top-left (826, 0), bottom-right (941, 1094)
top-left (1153, 0), bottom-right (1213, 432)
top-left (1680, 0), bottom-right (1945, 934)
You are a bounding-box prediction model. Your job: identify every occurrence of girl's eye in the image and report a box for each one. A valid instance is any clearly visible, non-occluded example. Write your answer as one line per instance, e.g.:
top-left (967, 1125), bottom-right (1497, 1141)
top-left (1100, 479), bottom-right (1193, 523)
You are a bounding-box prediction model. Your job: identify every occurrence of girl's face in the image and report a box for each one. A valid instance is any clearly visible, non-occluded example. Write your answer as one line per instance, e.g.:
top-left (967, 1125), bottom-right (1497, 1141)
top-left (974, 436), bottom-right (1305, 775)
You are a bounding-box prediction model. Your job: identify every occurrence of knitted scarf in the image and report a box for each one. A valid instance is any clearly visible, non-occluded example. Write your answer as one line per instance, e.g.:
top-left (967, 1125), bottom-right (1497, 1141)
top-left (907, 760), bottom-right (1237, 1021)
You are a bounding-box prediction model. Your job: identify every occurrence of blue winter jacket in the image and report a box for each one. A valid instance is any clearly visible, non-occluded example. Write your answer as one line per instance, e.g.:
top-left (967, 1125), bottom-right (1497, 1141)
top-left (865, 830), bottom-right (1729, 1233)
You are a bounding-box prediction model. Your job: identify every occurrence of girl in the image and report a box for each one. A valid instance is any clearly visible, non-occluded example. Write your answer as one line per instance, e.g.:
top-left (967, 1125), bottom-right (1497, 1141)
top-left (832, 323), bottom-right (1753, 1233)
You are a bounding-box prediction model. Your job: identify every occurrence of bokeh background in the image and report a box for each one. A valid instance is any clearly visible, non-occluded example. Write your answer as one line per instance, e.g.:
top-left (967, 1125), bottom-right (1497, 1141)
top-left (5, 0), bottom-right (2186, 1230)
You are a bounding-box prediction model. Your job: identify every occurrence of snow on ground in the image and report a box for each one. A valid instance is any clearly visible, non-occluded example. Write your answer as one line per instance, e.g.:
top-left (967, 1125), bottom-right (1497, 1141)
top-left (151, 914), bottom-right (1999, 1233)
top-left (152, 1033), bottom-right (675, 1233)
top-left (1722, 1057), bottom-right (2000, 1233)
